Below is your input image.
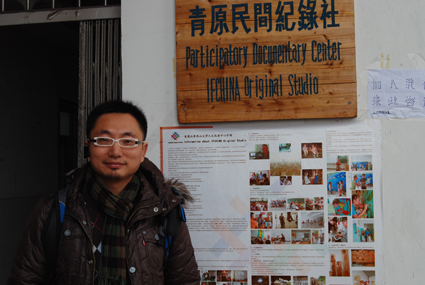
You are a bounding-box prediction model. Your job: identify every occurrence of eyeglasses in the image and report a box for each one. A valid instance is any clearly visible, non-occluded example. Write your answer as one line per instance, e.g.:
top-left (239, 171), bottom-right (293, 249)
top-left (88, 137), bottom-right (145, 148)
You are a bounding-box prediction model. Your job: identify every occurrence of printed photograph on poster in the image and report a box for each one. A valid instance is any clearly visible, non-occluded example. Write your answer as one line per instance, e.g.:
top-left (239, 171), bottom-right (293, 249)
top-left (353, 220), bottom-right (374, 243)
top-left (328, 217), bottom-right (348, 243)
top-left (270, 275), bottom-right (291, 284)
top-left (327, 154), bottom-right (349, 172)
top-left (217, 270), bottom-right (233, 282)
top-left (327, 172), bottom-right (347, 197)
top-left (287, 198), bottom-right (304, 211)
top-left (250, 170), bottom-right (270, 185)
top-left (301, 143), bottom-right (323, 159)
top-left (279, 143), bottom-right (292, 153)
top-left (328, 198), bottom-right (352, 216)
top-left (352, 250), bottom-right (375, 267)
top-left (280, 175), bottom-right (292, 185)
top-left (291, 230), bottom-right (311, 244)
top-left (329, 249), bottom-right (350, 277)
top-left (312, 230), bottom-right (325, 244)
top-left (300, 212), bottom-right (325, 229)
top-left (232, 270), bottom-right (248, 283)
top-left (305, 197), bottom-right (324, 211)
top-left (275, 212), bottom-right (298, 229)
top-left (251, 230), bottom-right (271, 244)
top-left (302, 169), bottom-right (323, 185)
top-left (252, 276), bottom-right (269, 285)
top-left (250, 198), bottom-right (268, 211)
top-left (352, 191), bottom-right (374, 219)
top-left (251, 212), bottom-right (273, 229)
top-left (249, 144), bottom-right (270, 160)
top-left (200, 270), bottom-right (217, 282)
top-left (351, 155), bottom-right (373, 171)
top-left (310, 276), bottom-right (326, 285)
top-left (293, 276), bottom-right (308, 284)
top-left (349, 173), bottom-right (373, 190)
top-left (271, 230), bottom-right (291, 244)
top-left (270, 198), bottom-right (286, 210)
top-left (353, 270), bottom-right (375, 284)
top-left (270, 153), bottom-right (301, 176)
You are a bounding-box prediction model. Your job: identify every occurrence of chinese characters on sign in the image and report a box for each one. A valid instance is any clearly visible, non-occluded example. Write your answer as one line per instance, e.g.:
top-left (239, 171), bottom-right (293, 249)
top-left (368, 69), bottom-right (425, 118)
top-left (176, 0), bottom-right (357, 123)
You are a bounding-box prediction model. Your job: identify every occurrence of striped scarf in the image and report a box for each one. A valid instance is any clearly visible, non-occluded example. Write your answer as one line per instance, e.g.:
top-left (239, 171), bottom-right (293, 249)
top-left (85, 168), bottom-right (140, 285)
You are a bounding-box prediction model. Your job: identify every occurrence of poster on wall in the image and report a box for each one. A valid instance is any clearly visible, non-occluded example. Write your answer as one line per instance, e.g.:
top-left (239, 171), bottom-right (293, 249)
top-left (175, 0), bottom-right (357, 123)
top-left (161, 120), bottom-right (382, 285)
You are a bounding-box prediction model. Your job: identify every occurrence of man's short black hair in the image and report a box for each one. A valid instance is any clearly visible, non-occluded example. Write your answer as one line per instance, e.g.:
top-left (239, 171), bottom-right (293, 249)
top-left (86, 100), bottom-right (148, 140)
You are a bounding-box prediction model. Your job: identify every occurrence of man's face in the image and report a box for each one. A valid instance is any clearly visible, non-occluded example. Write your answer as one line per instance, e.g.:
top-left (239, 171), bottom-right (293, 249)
top-left (87, 113), bottom-right (148, 188)
top-left (262, 145), bottom-right (268, 153)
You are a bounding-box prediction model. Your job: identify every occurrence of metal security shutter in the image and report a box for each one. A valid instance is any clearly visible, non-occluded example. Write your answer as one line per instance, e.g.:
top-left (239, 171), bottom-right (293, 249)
top-left (78, 19), bottom-right (121, 166)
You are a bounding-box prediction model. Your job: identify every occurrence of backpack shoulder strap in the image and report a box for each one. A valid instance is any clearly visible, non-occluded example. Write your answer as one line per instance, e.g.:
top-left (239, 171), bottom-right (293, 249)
top-left (42, 185), bottom-right (69, 284)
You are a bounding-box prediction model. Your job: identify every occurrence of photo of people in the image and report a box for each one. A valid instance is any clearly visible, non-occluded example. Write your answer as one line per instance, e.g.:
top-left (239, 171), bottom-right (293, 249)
top-left (353, 271), bottom-right (375, 285)
top-left (349, 173), bottom-right (373, 190)
top-left (217, 270), bottom-right (232, 282)
top-left (251, 230), bottom-right (271, 244)
top-left (353, 220), bottom-right (374, 242)
top-left (275, 212), bottom-right (298, 229)
top-left (249, 144), bottom-right (270, 159)
top-left (352, 249), bottom-right (375, 267)
top-left (351, 155), bottom-right (373, 171)
top-left (330, 249), bottom-right (350, 276)
top-left (328, 217), bottom-right (348, 242)
top-left (270, 199), bottom-right (286, 210)
top-left (310, 276), bottom-right (325, 285)
top-left (270, 152), bottom-right (302, 176)
top-left (252, 276), bottom-right (270, 285)
top-left (327, 155), bottom-right (349, 172)
top-left (250, 170), bottom-right (270, 185)
top-left (328, 198), bottom-right (352, 216)
top-left (300, 212), bottom-right (324, 228)
top-left (287, 198), bottom-right (305, 211)
top-left (251, 212), bottom-right (273, 229)
top-left (305, 197), bottom-right (324, 210)
top-left (232, 270), bottom-right (248, 283)
top-left (352, 191), bottom-right (374, 218)
top-left (280, 176), bottom-right (292, 185)
top-left (291, 230), bottom-right (311, 244)
top-left (311, 230), bottom-right (325, 244)
top-left (279, 143), bottom-right (292, 152)
top-left (271, 230), bottom-right (291, 244)
top-left (271, 275), bottom-right (291, 285)
top-left (301, 143), bottom-right (322, 158)
top-left (293, 276), bottom-right (308, 284)
top-left (251, 198), bottom-right (268, 211)
top-left (201, 270), bottom-right (217, 282)
top-left (327, 172), bottom-right (346, 196)
top-left (302, 169), bottom-right (323, 185)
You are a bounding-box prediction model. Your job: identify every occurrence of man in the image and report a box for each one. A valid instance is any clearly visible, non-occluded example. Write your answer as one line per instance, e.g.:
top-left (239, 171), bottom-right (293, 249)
top-left (279, 213), bottom-right (285, 228)
top-left (259, 144), bottom-right (269, 159)
top-left (256, 213), bottom-right (265, 228)
top-left (352, 194), bottom-right (368, 218)
top-left (8, 101), bottom-right (200, 284)
top-left (360, 173), bottom-right (367, 189)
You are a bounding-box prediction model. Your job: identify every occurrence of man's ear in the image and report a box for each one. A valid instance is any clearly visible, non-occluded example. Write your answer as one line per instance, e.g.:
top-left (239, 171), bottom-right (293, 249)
top-left (140, 142), bottom-right (148, 163)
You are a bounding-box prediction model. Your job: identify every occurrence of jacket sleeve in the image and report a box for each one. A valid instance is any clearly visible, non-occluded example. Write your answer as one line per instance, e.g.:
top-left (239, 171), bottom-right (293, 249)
top-left (164, 221), bottom-right (200, 284)
top-left (7, 196), bottom-right (52, 285)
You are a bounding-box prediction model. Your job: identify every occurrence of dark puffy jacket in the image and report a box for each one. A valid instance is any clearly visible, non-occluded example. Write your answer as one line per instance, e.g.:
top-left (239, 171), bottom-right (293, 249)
top-left (8, 158), bottom-right (200, 285)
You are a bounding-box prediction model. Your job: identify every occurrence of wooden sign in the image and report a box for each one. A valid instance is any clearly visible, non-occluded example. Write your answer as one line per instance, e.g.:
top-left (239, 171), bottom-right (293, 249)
top-left (176, 0), bottom-right (356, 123)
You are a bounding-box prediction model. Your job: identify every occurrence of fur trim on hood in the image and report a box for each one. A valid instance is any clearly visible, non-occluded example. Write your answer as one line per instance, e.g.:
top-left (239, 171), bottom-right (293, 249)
top-left (166, 178), bottom-right (194, 207)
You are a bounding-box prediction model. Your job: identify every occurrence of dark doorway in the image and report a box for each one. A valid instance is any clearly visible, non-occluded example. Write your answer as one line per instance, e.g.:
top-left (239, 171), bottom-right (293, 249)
top-left (0, 22), bottom-right (79, 281)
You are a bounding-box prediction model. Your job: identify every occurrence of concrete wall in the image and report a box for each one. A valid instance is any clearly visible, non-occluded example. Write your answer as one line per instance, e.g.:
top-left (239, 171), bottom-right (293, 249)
top-left (121, 1), bottom-right (425, 284)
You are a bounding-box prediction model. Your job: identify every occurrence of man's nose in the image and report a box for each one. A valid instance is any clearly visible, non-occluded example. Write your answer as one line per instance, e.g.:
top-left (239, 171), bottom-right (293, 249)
top-left (108, 141), bottom-right (123, 156)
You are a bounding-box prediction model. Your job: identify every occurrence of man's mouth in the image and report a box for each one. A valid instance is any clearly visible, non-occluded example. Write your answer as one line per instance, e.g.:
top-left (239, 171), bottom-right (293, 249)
top-left (104, 161), bottom-right (126, 168)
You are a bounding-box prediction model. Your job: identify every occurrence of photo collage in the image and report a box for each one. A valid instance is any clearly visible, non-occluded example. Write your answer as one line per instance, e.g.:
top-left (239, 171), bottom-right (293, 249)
top-left (248, 143), bottom-right (376, 284)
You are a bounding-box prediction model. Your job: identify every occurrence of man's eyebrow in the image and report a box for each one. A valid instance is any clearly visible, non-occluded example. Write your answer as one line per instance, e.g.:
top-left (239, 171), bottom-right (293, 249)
top-left (96, 130), bottom-right (137, 137)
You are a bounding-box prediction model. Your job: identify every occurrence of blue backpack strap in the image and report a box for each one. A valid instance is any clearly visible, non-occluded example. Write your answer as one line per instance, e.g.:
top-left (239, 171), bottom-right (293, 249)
top-left (163, 204), bottom-right (186, 264)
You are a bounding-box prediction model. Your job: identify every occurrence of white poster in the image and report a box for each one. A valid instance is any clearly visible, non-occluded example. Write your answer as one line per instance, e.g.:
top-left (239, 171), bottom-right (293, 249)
top-left (161, 120), bottom-right (382, 285)
top-left (368, 69), bottom-right (425, 118)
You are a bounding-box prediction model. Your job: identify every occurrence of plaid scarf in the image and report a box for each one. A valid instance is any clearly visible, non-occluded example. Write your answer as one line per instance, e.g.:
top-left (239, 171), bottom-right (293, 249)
top-left (85, 168), bottom-right (140, 285)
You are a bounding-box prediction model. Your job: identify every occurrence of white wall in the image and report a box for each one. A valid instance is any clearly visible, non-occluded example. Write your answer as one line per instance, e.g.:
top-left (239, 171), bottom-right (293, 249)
top-left (122, 1), bottom-right (425, 284)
